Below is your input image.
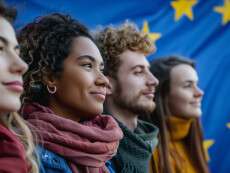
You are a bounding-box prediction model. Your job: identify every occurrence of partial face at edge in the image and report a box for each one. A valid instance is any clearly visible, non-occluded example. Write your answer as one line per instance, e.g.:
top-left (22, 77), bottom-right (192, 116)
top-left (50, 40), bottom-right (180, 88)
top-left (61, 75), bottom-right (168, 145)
top-left (0, 17), bottom-right (28, 115)
top-left (168, 64), bottom-right (204, 118)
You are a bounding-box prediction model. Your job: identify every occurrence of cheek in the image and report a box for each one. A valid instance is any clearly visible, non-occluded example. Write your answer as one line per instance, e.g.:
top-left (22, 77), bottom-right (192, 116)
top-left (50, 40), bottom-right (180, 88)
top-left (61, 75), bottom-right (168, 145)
top-left (168, 92), bottom-right (190, 114)
top-left (124, 78), bottom-right (143, 93)
top-left (58, 73), bottom-right (91, 96)
top-left (58, 84), bottom-right (83, 103)
top-left (0, 93), bottom-right (21, 112)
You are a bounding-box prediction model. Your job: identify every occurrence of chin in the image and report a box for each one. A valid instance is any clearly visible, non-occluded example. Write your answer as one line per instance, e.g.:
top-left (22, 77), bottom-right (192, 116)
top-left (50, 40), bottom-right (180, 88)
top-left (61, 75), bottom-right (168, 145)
top-left (90, 106), bottom-right (103, 116)
top-left (194, 109), bottom-right (202, 117)
top-left (187, 112), bottom-right (201, 118)
top-left (0, 102), bottom-right (21, 113)
top-left (145, 102), bottom-right (156, 112)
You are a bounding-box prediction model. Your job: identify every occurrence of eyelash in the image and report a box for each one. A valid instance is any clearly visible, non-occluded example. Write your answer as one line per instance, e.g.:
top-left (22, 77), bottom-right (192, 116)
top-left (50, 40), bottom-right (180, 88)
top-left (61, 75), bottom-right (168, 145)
top-left (184, 83), bottom-right (195, 88)
top-left (100, 68), bottom-right (105, 73)
top-left (0, 46), bottom-right (4, 51)
top-left (82, 63), bottom-right (92, 69)
top-left (81, 62), bottom-right (105, 73)
top-left (0, 46), bottom-right (19, 54)
top-left (134, 71), bottom-right (143, 75)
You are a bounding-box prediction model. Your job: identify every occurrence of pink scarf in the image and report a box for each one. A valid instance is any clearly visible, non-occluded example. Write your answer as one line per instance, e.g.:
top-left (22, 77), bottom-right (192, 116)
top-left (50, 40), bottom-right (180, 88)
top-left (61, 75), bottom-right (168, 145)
top-left (0, 124), bottom-right (28, 173)
top-left (21, 103), bottom-right (123, 173)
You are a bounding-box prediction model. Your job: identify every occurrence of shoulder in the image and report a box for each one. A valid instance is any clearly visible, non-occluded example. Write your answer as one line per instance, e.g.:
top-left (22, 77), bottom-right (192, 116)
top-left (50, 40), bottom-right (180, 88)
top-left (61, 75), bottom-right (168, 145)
top-left (36, 146), bottom-right (72, 173)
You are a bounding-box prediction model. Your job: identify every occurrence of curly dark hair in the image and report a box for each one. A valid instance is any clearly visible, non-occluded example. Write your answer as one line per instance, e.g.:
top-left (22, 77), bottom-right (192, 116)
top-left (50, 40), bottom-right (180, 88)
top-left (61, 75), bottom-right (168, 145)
top-left (0, 0), bottom-right (17, 23)
top-left (94, 22), bottom-right (155, 79)
top-left (18, 13), bottom-right (93, 105)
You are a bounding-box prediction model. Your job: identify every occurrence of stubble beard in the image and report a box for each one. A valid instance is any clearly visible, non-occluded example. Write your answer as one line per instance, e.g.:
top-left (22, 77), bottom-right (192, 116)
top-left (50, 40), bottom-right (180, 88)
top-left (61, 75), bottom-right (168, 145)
top-left (112, 84), bottom-right (155, 117)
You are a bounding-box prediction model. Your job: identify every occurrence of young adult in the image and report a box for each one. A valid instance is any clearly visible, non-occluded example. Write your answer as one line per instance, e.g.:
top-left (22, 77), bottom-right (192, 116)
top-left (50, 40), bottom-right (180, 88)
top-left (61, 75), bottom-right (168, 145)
top-left (94, 22), bottom-right (159, 173)
top-left (0, 1), bottom-right (38, 173)
top-left (145, 56), bottom-right (209, 173)
top-left (18, 13), bottom-right (123, 173)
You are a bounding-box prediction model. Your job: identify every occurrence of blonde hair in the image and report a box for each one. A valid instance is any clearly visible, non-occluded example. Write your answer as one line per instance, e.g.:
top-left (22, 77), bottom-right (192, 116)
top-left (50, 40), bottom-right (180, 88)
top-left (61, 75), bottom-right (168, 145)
top-left (1, 112), bottom-right (39, 173)
top-left (0, 1), bottom-right (38, 172)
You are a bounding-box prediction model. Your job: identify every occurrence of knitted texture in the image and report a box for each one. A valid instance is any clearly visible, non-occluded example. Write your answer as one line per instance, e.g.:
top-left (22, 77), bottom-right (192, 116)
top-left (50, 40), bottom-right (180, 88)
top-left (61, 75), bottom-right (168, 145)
top-left (113, 120), bottom-right (158, 173)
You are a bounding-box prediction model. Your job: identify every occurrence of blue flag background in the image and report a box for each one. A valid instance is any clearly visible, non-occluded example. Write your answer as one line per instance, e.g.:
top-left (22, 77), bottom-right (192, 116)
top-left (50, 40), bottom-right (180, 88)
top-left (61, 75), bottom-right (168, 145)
top-left (6, 0), bottom-right (230, 172)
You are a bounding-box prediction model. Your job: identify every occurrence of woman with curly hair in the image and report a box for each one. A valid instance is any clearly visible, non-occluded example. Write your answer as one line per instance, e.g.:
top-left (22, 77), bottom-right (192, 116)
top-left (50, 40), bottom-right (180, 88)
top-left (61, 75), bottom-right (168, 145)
top-left (143, 56), bottom-right (209, 173)
top-left (0, 1), bottom-right (38, 173)
top-left (18, 13), bottom-right (123, 173)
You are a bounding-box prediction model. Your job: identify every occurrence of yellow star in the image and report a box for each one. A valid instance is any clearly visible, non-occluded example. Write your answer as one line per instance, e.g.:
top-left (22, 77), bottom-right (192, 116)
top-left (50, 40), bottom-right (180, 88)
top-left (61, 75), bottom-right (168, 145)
top-left (203, 140), bottom-right (214, 161)
top-left (142, 21), bottom-right (161, 45)
top-left (171, 0), bottom-right (197, 21)
top-left (214, 0), bottom-right (230, 25)
top-left (227, 122), bottom-right (230, 128)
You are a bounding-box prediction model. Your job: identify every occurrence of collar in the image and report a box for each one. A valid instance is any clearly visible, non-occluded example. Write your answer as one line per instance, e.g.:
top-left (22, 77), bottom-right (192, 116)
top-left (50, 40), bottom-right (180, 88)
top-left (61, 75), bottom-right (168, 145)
top-left (166, 116), bottom-right (194, 141)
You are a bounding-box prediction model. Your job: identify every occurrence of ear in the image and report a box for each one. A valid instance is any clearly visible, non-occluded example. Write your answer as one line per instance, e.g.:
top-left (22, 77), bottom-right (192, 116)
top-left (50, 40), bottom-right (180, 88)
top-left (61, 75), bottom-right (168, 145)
top-left (106, 76), bottom-right (116, 95)
top-left (43, 72), bottom-right (58, 88)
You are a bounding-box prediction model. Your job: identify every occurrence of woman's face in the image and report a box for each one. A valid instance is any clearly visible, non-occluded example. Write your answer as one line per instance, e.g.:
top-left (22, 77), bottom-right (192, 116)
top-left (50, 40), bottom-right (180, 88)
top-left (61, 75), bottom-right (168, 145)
top-left (0, 17), bottom-right (28, 115)
top-left (167, 64), bottom-right (204, 118)
top-left (50, 36), bottom-right (109, 120)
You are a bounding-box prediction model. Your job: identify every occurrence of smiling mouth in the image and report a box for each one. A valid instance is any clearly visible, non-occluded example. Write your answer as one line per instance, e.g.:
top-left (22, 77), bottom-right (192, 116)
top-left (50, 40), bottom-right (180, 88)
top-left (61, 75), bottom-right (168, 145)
top-left (90, 92), bottom-right (106, 101)
top-left (190, 102), bottom-right (201, 107)
top-left (144, 93), bottom-right (154, 99)
top-left (142, 91), bottom-right (155, 99)
top-left (2, 81), bottom-right (24, 93)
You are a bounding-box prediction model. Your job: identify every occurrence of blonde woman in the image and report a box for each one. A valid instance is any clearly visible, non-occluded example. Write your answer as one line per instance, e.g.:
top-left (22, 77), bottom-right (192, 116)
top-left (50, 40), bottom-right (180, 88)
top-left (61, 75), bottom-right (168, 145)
top-left (0, 1), bottom-right (38, 173)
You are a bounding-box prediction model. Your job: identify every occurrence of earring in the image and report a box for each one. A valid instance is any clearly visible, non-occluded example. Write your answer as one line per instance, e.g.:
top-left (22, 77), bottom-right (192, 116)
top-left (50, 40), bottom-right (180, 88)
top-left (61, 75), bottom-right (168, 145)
top-left (46, 85), bottom-right (57, 94)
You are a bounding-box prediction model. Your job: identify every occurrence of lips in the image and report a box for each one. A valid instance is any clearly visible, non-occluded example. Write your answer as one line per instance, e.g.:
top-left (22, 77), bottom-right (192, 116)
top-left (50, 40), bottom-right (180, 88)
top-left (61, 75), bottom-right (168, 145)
top-left (90, 90), bottom-right (106, 101)
top-left (2, 81), bottom-right (24, 92)
top-left (190, 102), bottom-right (201, 107)
top-left (142, 90), bottom-right (155, 99)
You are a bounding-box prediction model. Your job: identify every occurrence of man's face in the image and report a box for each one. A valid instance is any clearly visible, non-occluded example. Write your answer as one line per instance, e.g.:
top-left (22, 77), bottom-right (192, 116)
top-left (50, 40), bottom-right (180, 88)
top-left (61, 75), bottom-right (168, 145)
top-left (110, 50), bottom-right (158, 115)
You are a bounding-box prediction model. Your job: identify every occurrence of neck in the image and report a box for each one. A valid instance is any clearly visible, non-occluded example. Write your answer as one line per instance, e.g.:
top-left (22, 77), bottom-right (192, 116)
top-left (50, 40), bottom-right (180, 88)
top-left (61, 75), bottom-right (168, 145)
top-left (106, 99), bottom-right (138, 131)
top-left (48, 97), bottom-right (81, 122)
top-left (0, 112), bottom-right (9, 126)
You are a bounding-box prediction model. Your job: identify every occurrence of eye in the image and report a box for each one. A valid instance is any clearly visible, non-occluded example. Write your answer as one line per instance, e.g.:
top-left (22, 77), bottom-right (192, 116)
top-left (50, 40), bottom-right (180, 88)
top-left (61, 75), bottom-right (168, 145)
top-left (100, 68), bottom-right (105, 73)
top-left (82, 63), bottom-right (93, 70)
top-left (0, 46), bottom-right (4, 52)
top-left (15, 46), bottom-right (20, 56)
top-left (134, 70), bottom-right (143, 75)
top-left (183, 83), bottom-right (193, 88)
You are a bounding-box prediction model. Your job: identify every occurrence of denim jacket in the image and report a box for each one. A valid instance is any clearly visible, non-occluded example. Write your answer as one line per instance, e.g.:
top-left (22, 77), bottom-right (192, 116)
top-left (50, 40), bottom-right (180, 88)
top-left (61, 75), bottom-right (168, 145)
top-left (37, 146), bottom-right (115, 173)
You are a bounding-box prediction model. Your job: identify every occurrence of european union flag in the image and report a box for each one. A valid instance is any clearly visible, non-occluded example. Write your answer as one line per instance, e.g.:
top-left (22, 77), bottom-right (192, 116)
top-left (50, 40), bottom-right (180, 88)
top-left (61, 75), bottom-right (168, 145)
top-left (6, 0), bottom-right (230, 172)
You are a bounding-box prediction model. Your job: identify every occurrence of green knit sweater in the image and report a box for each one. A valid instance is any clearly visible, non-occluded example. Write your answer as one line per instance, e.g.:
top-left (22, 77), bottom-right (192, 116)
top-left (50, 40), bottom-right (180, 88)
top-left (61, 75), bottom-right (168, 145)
top-left (112, 120), bottom-right (159, 173)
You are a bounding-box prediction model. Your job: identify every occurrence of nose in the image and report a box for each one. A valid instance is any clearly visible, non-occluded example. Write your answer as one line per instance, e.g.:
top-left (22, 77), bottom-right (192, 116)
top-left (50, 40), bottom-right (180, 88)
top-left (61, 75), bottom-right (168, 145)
top-left (194, 86), bottom-right (204, 97)
top-left (10, 52), bottom-right (28, 75)
top-left (95, 70), bottom-right (109, 88)
top-left (147, 71), bottom-right (159, 87)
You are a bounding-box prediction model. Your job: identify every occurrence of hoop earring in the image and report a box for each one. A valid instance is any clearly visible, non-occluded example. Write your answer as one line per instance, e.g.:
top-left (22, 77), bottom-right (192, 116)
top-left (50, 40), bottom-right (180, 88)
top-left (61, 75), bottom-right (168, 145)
top-left (46, 85), bottom-right (57, 94)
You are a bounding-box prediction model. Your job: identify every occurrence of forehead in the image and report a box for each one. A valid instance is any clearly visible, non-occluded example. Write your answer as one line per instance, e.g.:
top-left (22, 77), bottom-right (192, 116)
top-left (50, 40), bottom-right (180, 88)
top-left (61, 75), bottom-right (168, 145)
top-left (170, 64), bottom-right (198, 83)
top-left (71, 36), bottom-right (103, 62)
top-left (0, 17), bottom-right (17, 45)
top-left (119, 50), bottom-right (150, 70)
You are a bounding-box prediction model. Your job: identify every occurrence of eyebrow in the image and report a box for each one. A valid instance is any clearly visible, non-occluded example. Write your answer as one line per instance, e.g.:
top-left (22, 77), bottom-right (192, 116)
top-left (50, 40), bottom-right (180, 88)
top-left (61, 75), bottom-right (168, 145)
top-left (0, 36), bottom-right (19, 50)
top-left (184, 80), bottom-right (198, 84)
top-left (77, 55), bottom-right (104, 66)
top-left (130, 65), bottom-right (147, 71)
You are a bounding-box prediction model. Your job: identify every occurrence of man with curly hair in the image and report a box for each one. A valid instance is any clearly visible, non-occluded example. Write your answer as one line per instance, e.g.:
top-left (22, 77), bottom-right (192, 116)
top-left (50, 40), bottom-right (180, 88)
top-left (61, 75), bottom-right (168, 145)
top-left (94, 22), bottom-right (159, 173)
